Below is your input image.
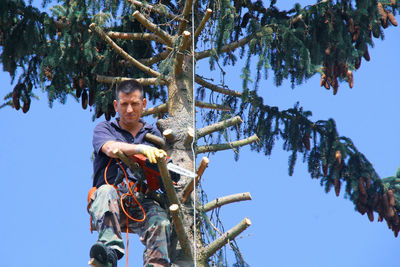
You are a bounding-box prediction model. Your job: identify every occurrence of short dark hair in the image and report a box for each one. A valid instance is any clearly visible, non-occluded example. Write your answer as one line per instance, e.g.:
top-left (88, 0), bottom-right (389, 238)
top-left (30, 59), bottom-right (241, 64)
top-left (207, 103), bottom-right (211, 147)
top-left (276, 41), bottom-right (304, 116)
top-left (115, 80), bottom-right (144, 100)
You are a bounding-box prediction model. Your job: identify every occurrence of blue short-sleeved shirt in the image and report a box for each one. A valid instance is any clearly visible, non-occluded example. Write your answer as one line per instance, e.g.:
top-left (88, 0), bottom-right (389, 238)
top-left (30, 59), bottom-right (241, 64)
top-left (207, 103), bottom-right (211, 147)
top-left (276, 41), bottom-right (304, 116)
top-left (92, 118), bottom-right (162, 188)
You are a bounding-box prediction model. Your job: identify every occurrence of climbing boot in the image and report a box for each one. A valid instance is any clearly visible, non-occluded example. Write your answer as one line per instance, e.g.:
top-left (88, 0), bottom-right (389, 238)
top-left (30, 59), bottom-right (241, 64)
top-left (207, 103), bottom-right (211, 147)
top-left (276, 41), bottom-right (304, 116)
top-left (89, 242), bottom-right (118, 267)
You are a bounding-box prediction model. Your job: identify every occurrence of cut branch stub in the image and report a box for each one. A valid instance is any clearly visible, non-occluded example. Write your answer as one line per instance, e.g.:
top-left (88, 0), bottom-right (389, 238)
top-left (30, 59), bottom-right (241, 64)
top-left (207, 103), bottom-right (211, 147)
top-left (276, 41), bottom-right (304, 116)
top-left (142, 103), bottom-right (168, 117)
top-left (89, 23), bottom-right (160, 78)
top-left (175, 31), bottom-right (191, 75)
top-left (156, 155), bottom-right (180, 206)
top-left (182, 157), bottom-right (209, 203)
top-left (163, 129), bottom-right (175, 143)
top-left (145, 133), bottom-right (166, 149)
top-left (194, 9), bottom-right (212, 39)
top-left (198, 217), bottom-right (251, 262)
top-left (177, 0), bottom-right (193, 35)
top-left (196, 116), bottom-right (242, 139)
top-left (196, 134), bottom-right (259, 154)
top-left (132, 11), bottom-right (173, 46)
top-left (184, 127), bottom-right (195, 148)
top-left (169, 204), bottom-right (193, 259)
top-left (202, 192), bottom-right (252, 212)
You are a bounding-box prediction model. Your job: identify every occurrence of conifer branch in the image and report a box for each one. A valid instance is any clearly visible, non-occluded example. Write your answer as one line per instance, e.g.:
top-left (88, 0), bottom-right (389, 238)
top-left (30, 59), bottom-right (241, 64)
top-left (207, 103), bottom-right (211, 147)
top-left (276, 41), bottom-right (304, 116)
top-left (196, 135), bottom-right (259, 154)
top-left (196, 116), bottom-right (243, 139)
top-left (89, 23), bottom-right (161, 77)
top-left (195, 75), bottom-right (242, 97)
top-left (202, 192), bottom-right (252, 212)
top-left (140, 51), bottom-right (171, 66)
top-left (132, 11), bottom-right (173, 46)
top-left (182, 157), bottom-right (210, 203)
top-left (107, 31), bottom-right (166, 45)
top-left (195, 101), bottom-right (232, 112)
top-left (195, 34), bottom-right (253, 60)
top-left (127, 0), bottom-right (179, 21)
top-left (194, 9), bottom-right (212, 39)
top-left (145, 133), bottom-right (166, 149)
top-left (198, 218), bottom-right (251, 261)
top-left (142, 103), bottom-right (168, 117)
top-left (156, 155), bottom-right (180, 205)
top-left (169, 204), bottom-right (193, 259)
top-left (177, 0), bottom-right (193, 35)
top-left (175, 31), bottom-right (191, 75)
top-left (96, 75), bottom-right (166, 86)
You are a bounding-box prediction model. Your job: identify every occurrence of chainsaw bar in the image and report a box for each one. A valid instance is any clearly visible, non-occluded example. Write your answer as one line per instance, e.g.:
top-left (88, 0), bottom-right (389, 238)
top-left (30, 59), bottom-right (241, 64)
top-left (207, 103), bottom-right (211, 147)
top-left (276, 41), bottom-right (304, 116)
top-left (167, 163), bottom-right (196, 178)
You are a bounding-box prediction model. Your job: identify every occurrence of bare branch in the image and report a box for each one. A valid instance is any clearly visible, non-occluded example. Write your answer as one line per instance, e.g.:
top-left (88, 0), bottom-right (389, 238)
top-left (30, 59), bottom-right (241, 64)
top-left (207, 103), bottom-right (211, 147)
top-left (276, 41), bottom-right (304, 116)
top-left (195, 75), bottom-right (242, 97)
top-left (202, 192), bottom-right (252, 212)
top-left (133, 11), bottom-right (173, 46)
top-left (178, 0), bottom-right (193, 35)
top-left (107, 31), bottom-right (167, 45)
top-left (196, 116), bottom-right (242, 139)
top-left (195, 101), bottom-right (232, 112)
top-left (145, 133), bottom-right (166, 149)
top-left (196, 134), bottom-right (259, 154)
top-left (182, 157), bottom-right (209, 203)
top-left (142, 103), bottom-right (168, 117)
top-left (140, 51), bottom-right (171, 66)
top-left (127, 0), bottom-right (179, 21)
top-left (89, 23), bottom-right (161, 77)
top-left (175, 31), bottom-right (191, 75)
top-left (169, 204), bottom-right (193, 258)
top-left (198, 218), bottom-right (251, 261)
top-left (194, 9), bottom-right (212, 39)
top-left (195, 25), bottom-right (271, 60)
top-left (156, 155), bottom-right (180, 205)
top-left (96, 75), bottom-right (166, 86)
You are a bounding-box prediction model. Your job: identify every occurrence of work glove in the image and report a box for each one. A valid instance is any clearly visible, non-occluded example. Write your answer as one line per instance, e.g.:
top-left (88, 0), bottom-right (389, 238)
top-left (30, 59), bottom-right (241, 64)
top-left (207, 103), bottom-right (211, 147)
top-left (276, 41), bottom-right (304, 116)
top-left (136, 144), bottom-right (167, 163)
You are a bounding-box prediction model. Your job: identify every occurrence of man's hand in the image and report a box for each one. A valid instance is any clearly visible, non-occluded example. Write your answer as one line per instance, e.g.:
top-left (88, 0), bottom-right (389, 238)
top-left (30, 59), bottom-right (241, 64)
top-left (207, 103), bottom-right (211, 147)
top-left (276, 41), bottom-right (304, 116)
top-left (136, 144), bottom-right (167, 163)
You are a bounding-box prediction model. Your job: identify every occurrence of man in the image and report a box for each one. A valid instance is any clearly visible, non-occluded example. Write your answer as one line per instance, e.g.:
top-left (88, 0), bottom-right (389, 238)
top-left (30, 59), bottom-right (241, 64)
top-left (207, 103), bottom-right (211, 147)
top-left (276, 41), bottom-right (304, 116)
top-left (88, 80), bottom-right (171, 267)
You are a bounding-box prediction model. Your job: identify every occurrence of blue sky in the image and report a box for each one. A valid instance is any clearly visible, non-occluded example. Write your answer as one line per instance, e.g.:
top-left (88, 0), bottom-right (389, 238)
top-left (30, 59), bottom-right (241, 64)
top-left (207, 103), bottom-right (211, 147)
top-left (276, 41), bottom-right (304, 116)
top-left (1, 1), bottom-right (400, 267)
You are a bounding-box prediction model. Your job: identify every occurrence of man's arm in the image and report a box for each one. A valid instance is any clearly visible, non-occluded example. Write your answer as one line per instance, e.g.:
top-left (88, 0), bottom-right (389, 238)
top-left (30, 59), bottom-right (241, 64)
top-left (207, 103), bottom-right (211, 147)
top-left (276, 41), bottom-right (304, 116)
top-left (102, 141), bottom-right (166, 163)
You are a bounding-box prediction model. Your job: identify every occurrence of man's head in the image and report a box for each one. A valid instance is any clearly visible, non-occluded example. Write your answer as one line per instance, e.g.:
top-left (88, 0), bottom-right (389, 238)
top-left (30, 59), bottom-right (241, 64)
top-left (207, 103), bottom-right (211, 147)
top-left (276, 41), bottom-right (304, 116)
top-left (113, 80), bottom-right (147, 128)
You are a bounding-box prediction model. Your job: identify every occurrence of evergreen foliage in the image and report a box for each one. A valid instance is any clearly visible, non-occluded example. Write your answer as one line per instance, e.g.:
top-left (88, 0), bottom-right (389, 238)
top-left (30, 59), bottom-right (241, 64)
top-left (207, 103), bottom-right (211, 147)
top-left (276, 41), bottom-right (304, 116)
top-left (1, 0), bottom-right (400, 266)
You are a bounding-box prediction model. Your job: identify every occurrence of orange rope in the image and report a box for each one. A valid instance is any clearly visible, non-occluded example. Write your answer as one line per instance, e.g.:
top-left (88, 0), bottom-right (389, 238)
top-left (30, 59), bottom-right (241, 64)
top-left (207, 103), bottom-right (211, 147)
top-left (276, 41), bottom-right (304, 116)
top-left (104, 158), bottom-right (147, 267)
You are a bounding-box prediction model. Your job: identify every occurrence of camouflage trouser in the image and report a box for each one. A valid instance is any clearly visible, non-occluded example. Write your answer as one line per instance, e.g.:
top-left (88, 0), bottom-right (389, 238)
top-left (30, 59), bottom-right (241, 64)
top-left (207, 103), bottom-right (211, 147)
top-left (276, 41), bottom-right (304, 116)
top-left (88, 184), bottom-right (171, 267)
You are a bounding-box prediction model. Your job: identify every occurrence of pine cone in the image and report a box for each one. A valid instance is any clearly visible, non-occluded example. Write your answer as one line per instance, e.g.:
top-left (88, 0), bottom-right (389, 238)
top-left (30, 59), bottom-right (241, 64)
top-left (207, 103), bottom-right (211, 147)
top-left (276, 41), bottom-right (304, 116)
top-left (79, 77), bottom-right (86, 89)
top-left (363, 48), bottom-right (370, 61)
top-left (325, 43), bottom-right (331, 55)
top-left (388, 190), bottom-right (395, 207)
top-left (44, 66), bottom-right (53, 81)
top-left (323, 164), bottom-right (328, 177)
top-left (332, 77), bottom-right (338, 95)
top-left (378, 213), bottom-right (384, 222)
top-left (387, 12), bottom-right (398, 26)
top-left (335, 150), bottom-right (342, 165)
top-left (366, 176), bottom-right (371, 189)
top-left (22, 97), bottom-right (31, 113)
top-left (358, 177), bottom-right (367, 196)
top-left (12, 89), bottom-right (20, 110)
top-left (383, 192), bottom-right (391, 217)
top-left (334, 179), bottom-right (341, 197)
top-left (302, 134), bottom-right (311, 151)
top-left (377, 2), bottom-right (387, 21)
top-left (320, 74), bottom-right (327, 87)
top-left (346, 70), bottom-right (353, 88)
top-left (96, 106), bottom-right (103, 118)
top-left (347, 18), bottom-right (355, 34)
top-left (367, 209), bottom-right (374, 222)
top-left (357, 203), bottom-right (367, 215)
top-left (89, 89), bottom-right (95, 106)
top-left (105, 110), bottom-right (111, 121)
top-left (241, 13), bottom-right (251, 28)
top-left (81, 90), bottom-right (88, 110)
top-left (355, 57), bottom-right (361, 70)
top-left (352, 26), bottom-right (360, 41)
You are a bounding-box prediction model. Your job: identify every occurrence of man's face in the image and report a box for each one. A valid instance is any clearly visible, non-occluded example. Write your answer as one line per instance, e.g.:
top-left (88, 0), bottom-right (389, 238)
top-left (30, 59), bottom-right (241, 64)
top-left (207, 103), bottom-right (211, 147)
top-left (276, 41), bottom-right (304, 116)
top-left (114, 90), bottom-right (147, 127)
